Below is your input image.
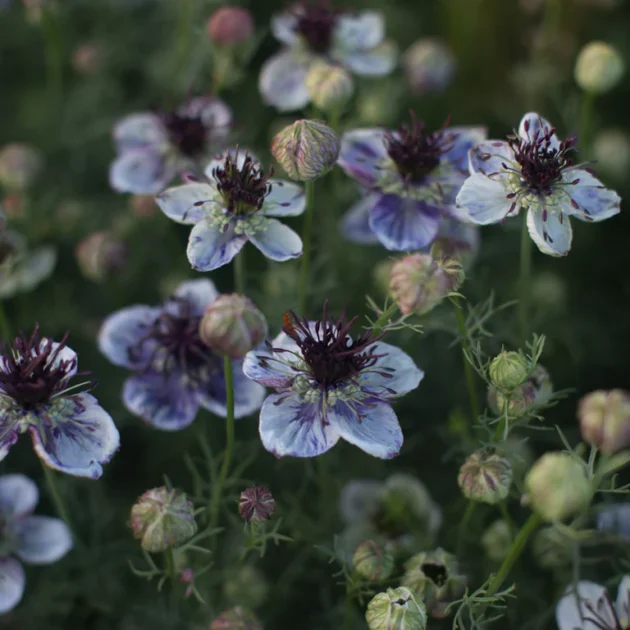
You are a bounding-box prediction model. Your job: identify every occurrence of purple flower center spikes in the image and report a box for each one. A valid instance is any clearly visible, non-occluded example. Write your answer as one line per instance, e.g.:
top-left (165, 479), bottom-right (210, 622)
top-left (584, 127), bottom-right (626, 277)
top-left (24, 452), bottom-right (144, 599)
top-left (0, 327), bottom-right (86, 409)
top-left (385, 113), bottom-right (454, 184)
top-left (282, 305), bottom-right (383, 389)
top-left (508, 121), bottom-right (577, 196)
top-left (294, 0), bottom-right (339, 54)
top-left (212, 153), bottom-right (273, 214)
top-left (162, 111), bottom-right (207, 158)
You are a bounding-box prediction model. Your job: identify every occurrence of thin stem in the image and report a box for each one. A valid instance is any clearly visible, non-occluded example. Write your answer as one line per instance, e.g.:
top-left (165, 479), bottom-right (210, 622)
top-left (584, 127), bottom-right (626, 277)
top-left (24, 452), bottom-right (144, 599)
top-left (41, 461), bottom-right (80, 546)
top-left (0, 301), bottom-right (11, 343)
top-left (163, 546), bottom-right (179, 607)
top-left (498, 501), bottom-right (516, 539)
top-left (298, 180), bottom-right (315, 315)
top-left (175, 0), bottom-right (194, 82)
top-left (234, 250), bottom-right (246, 294)
top-left (457, 501), bottom-right (476, 558)
top-left (41, 6), bottom-right (63, 108)
top-left (453, 299), bottom-right (480, 428)
top-left (372, 302), bottom-right (399, 336)
top-left (517, 216), bottom-right (533, 343)
top-left (342, 584), bottom-right (354, 630)
top-left (209, 356), bottom-right (236, 531)
top-left (580, 90), bottom-right (595, 157)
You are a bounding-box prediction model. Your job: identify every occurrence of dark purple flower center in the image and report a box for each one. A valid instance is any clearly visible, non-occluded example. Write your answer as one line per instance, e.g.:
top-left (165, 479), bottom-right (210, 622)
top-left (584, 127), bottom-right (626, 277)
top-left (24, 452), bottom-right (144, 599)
top-left (508, 120), bottom-right (577, 195)
top-left (211, 152), bottom-right (273, 214)
top-left (294, 0), bottom-right (340, 54)
top-left (385, 113), bottom-right (454, 183)
top-left (281, 305), bottom-right (386, 389)
top-left (0, 327), bottom-right (89, 410)
top-left (162, 111), bottom-right (208, 158)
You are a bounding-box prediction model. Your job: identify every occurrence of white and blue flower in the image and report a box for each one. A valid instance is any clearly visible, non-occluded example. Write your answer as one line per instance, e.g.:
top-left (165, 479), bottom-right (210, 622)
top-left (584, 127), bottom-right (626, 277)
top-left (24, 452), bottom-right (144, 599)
top-left (155, 151), bottom-right (306, 272)
top-left (243, 307), bottom-right (423, 459)
top-left (98, 279), bottom-right (266, 431)
top-left (0, 474), bottom-right (73, 614)
top-left (109, 96), bottom-right (232, 195)
top-left (259, 2), bottom-right (397, 112)
top-left (0, 329), bottom-right (120, 479)
top-left (455, 112), bottom-right (621, 257)
top-left (338, 114), bottom-right (487, 251)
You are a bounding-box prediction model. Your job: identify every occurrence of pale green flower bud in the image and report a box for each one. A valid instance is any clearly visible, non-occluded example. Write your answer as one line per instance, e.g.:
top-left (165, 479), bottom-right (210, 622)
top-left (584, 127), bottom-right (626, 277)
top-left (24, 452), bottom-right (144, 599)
top-left (353, 540), bottom-right (395, 583)
top-left (305, 61), bottom-right (354, 113)
top-left (365, 586), bottom-right (427, 630)
top-left (271, 119), bottom-right (340, 181)
top-left (524, 452), bottom-right (590, 521)
top-left (210, 606), bottom-right (262, 630)
top-left (575, 41), bottom-right (624, 94)
top-left (489, 351), bottom-right (529, 390)
top-left (458, 450), bottom-right (513, 505)
top-left (402, 548), bottom-right (467, 618)
top-left (578, 389), bottom-right (630, 455)
top-left (481, 519), bottom-right (513, 563)
top-left (129, 487), bottom-right (197, 553)
top-left (488, 365), bottom-right (552, 416)
top-left (224, 566), bottom-right (268, 609)
top-left (593, 129), bottom-right (630, 181)
top-left (532, 525), bottom-right (572, 570)
top-left (0, 143), bottom-right (43, 191)
top-left (199, 294), bottom-right (267, 359)
top-left (403, 38), bottom-right (456, 94)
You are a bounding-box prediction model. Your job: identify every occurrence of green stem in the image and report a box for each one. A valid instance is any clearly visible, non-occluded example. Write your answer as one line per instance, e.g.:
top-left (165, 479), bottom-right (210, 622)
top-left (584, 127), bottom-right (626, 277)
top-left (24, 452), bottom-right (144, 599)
top-left (234, 250), bottom-right (246, 294)
top-left (41, 461), bottom-right (80, 545)
top-left (453, 299), bottom-right (480, 428)
top-left (580, 91), bottom-right (595, 157)
top-left (175, 0), bottom-right (194, 81)
top-left (298, 180), bottom-right (315, 315)
top-left (0, 301), bottom-right (11, 342)
top-left (498, 501), bottom-right (516, 539)
top-left (209, 356), bottom-right (235, 531)
top-left (163, 546), bottom-right (180, 606)
top-left (342, 584), bottom-right (354, 630)
top-left (41, 6), bottom-right (63, 108)
top-left (372, 302), bottom-right (399, 336)
top-left (457, 501), bottom-right (476, 558)
top-left (517, 217), bottom-right (533, 343)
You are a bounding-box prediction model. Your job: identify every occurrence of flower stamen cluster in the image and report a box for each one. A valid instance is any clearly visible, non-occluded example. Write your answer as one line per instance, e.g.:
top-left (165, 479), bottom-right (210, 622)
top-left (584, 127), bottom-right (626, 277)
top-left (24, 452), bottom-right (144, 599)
top-left (294, 0), bottom-right (340, 54)
top-left (161, 110), bottom-right (208, 158)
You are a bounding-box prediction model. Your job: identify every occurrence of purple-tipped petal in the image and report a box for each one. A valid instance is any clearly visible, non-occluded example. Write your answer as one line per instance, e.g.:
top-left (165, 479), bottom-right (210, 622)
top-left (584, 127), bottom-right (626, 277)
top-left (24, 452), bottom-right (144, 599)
top-left (358, 342), bottom-right (424, 397)
top-left (0, 557), bottom-right (25, 614)
top-left (29, 393), bottom-right (120, 479)
top-left (109, 149), bottom-right (173, 195)
top-left (259, 49), bottom-right (312, 113)
top-left (113, 113), bottom-right (166, 152)
top-left (15, 516), bottom-right (72, 565)
top-left (562, 170), bottom-right (621, 222)
top-left (0, 474), bottom-right (38, 518)
top-left (442, 126), bottom-right (488, 172)
top-left (454, 173), bottom-right (513, 224)
top-left (170, 278), bottom-right (219, 316)
top-left (518, 112), bottom-right (559, 150)
top-left (369, 194), bottom-right (441, 250)
top-left (340, 195), bottom-right (380, 244)
top-left (263, 180), bottom-right (306, 217)
top-left (526, 206), bottom-right (572, 257)
top-left (338, 128), bottom-right (388, 187)
top-left (333, 11), bottom-right (384, 51)
top-left (186, 219), bottom-right (247, 271)
top-left (248, 219), bottom-right (303, 261)
top-left (468, 141), bottom-right (513, 177)
top-left (156, 183), bottom-right (218, 225)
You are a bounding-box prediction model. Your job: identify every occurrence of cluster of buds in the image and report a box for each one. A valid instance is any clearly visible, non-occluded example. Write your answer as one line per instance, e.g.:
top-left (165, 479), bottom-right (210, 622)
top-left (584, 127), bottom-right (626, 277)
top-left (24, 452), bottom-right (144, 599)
top-left (305, 61), bottom-right (354, 113)
top-left (75, 230), bottom-right (128, 282)
top-left (210, 606), bottom-right (262, 630)
top-left (365, 587), bottom-right (427, 630)
top-left (578, 389), bottom-right (630, 454)
top-left (574, 41), bottom-right (625, 94)
top-left (352, 540), bottom-right (395, 583)
top-left (488, 365), bottom-right (552, 417)
top-left (458, 449), bottom-right (513, 505)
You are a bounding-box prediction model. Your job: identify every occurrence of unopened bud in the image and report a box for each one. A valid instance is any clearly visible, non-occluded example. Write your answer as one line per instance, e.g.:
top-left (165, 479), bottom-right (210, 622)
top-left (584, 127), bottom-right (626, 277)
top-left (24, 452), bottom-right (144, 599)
top-left (458, 450), bottom-right (512, 505)
top-left (199, 294), bottom-right (267, 359)
top-left (75, 230), bottom-right (128, 282)
top-left (489, 351), bottom-right (529, 390)
top-left (578, 389), bottom-right (630, 455)
top-left (481, 519), bottom-right (513, 563)
top-left (271, 119), bottom-right (340, 181)
top-left (532, 525), bottom-right (572, 570)
top-left (238, 486), bottom-right (276, 523)
top-left (353, 540), bottom-right (394, 583)
top-left (365, 586), bottom-right (428, 630)
top-left (207, 7), bottom-right (254, 48)
top-left (72, 42), bottom-right (103, 75)
top-left (524, 452), bottom-right (590, 521)
top-left (593, 129), bottom-right (630, 181)
top-left (404, 38), bottom-right (456, 94)
top-left (575, 41), bottom-right (624, 94)
top-left (305, 61), bottom-right (354, 112)
top-left (488, 365), bottom-right (552, 416)
top-left (210, 606), bottom-right (262, 630)
top-left (129, 487), bottom-right (197, 553)
top-left (0, 143), bottom-right (42, 191)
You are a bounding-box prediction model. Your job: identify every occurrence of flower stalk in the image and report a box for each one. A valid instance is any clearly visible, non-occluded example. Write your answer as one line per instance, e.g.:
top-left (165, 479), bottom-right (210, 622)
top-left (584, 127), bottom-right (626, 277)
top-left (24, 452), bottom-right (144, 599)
top-left (452, 298), bottom-right (479, 431)
top-left (41, 461), bottom-right (80, 547)
top-left (298, 180), bottom-right (315, 315)
top-left (518, 216), bottom-right (533, 343)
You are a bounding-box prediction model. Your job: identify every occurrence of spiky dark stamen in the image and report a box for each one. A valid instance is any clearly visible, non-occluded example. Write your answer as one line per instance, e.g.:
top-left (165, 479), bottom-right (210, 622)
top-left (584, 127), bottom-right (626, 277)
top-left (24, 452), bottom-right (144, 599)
top-left (162, 111), bottom-right (208, 158)
top-left (293, 0), bottom-right (340, 53)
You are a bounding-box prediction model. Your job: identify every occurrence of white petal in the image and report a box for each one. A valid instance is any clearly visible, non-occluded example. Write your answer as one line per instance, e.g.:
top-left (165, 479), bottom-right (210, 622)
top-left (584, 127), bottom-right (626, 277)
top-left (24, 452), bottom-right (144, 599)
top-left (30, 393), bottom-right (120, 479)
top-left (259, 392), bottom-right (340, 458)
top-left (468, 141), bottom-right (514, 177)
top-left (0, 474), bottom-right (38, 518)
top-left (243, 348), bottom-right (296, 389)
top-left (455, 173), bottom-right (513, 224)
top-left (156, 183), bottom-right (218, 224)
top-left (109, 149), bottom-right (173, 195)
top-left (0, 557), bottom-right (25, 614)
top-left (329, 397), bottom-right (402, 459)
top-left (171, 278), bottom-right (219, 316)
top-left (259, 49), bottom-right (312, 112)
top-left (263, 180), bottom-right (306, 217)
top-left (358, 342), bottom-right (424, 398)
top-left (333, 11), bottom-right (384, 51)
top-left (186, 220), bottom-right (247, 271)
top-left (113, 113), bottom-right (166, 152)
top-left (248, 219), bottom-right (303, 261)
top-left (271, 9), bottom-right (299, 46)
top-left (339, 480), bottom-right (385, 524)
top-left (526, 206), bottom-right (572, 257)
top-left (518, 112), bottom-right (560, 150)
top-left (340, 40), bottom-right (397, 77)
top-left (340, 195), bottom-right (380, 244)
top-left (15, 516), bottom-right (73, 565)
top-left (556, 581), bottom-right (614, 630)
top-left (617, 576), bottom-right (630, 627)
top-left (561, 170), bottom-right (621, 222)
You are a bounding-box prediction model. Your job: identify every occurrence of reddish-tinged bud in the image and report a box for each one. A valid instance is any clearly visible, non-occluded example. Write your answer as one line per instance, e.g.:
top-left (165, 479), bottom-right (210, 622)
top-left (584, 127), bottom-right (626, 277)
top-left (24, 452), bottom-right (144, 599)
top-left (207, 7), bottom-right (254, 48)
top-left (578, 389), bottom-right (630, 454)
top-left (75, 231), bottom-right (128, 282)
top-left (458, 450), bottom-right (513, 505)
top-left (238, 486), bottom-right (276, 523)
top-left (210, 607), bottom-right (262, 630)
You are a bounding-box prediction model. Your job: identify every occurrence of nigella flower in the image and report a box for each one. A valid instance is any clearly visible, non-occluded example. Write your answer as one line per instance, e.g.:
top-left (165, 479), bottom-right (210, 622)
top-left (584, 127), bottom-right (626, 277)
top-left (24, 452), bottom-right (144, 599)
top-left (98, 279), bottom-right (266, 430)
top-left (0, 328), bottom-right (120, 478)
top-left (597, 503), bottom-right (630, 541)
top-left (109, 96), bottom-right (232, 195)
top-left (243, 306), bottom-right (424, 459)
top-left (455, 112), bottom-right (621, 256)
top-left (155, 151), bottom-right (305, 271)
top-left (259, 1), bottom-right (397, 112)
top-left (556, 577), bottom-right (630, 630)
top-left (0, 474), bottom-right (73, 614)
top-left (338, 113), bottom-right (487, 251)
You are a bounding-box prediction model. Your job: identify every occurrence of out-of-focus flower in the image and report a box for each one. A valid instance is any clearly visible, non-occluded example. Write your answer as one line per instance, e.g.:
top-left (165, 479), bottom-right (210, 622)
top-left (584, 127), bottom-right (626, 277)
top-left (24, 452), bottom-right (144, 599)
top-left (533, 525), bottom-right (571, 570)
top-left (455, 112), bottom-right (621, 257)
top-left (243, 306), bottom-right (423, 459)
top-left (524, 452), bottom-right (590, 521)
top-left (0, 229), bottom-right (56, 299)
top-left (238, 486), bottom-right (276, 523)
top-left (130, 194), bottom-right (158, 218)
top-left (0, 143), bottom-right (43, 191)
top-left (403, 38), bottom-right (456, 94)
top-left (72, 42), bottom-right (104, 74)
top-left (178, 567), bottom-right (195, 598)
top-left (129, 487), bottom-right (197, 553)
top-left (481, 519), bottom-right (512, 563)
top-left (109, 96), bottom-right (231, 195)
top-left (156, 151), bottom-right (305, 271)
top-left (224, 565), bottom-right (268, 609)
top-left (271, 119), bottom-right (340, 181)
top-left (458, 450), bottom-right (513, 505)
top-left (207, 7), bottom-right (254, 48)
top-left (75, 231), bottom-right (128, 283)
top-left (556, 577), bottom-right (630, 630)
top-left (593, 129), bottom-right (630, 181)
top-left (597, 503), bottom-right (630, 541)
top-left (210, 606), bottom-right (262, 630)
top-left (366, 586), bottom-right (427, 630)
top-left (260, 2), bottom-right (397, 112)
top-left (488, 350), bottom-right (529, 390)
top-left (531, 271), bottom-right (567, 312)
top-left (488, 365), bottom-right (552, 416)
top-left (402, 548), bottom-right (467, 619)
top-left (578, 389), bottom-right (630, 455)
top-left (389, 252), bottom-right (464, 316)
top-left (338, 113), bottom-right (486, 251)
top-left (574, 41), bottom-right (625, 94)
top-left (0, 327), bottom-right (119, 478)
top-left (0, 474), bottom-right (73, 614)
top-left (98, 279), bottom-right (266, 430)
top-left (1, 194), bottom-right (23, 220)
top-left (353, 540), bottom-right (394, 582)
top-left (305, 61), bottom-right (354, 112)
